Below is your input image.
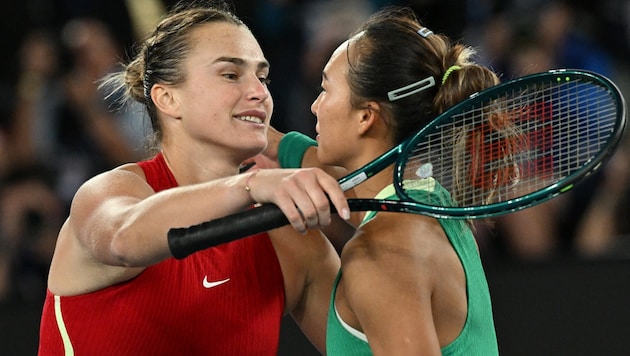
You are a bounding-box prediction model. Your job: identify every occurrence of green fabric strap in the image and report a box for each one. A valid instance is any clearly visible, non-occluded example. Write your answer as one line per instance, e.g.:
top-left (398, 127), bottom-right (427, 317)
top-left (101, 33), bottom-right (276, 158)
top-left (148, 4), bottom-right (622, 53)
top-left (278, 131), bottom-right (317, 168)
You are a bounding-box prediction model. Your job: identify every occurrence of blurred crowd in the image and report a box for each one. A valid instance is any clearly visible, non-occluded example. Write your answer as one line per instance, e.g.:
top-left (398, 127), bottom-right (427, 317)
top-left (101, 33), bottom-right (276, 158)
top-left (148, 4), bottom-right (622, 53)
top-left (0, 0), bottom-right (628, 306)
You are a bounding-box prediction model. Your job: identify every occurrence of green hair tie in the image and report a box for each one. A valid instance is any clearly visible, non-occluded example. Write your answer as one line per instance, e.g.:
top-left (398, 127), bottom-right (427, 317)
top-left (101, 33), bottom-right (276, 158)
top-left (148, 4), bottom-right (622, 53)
top-left (441, 65), bottom-right (462, 85)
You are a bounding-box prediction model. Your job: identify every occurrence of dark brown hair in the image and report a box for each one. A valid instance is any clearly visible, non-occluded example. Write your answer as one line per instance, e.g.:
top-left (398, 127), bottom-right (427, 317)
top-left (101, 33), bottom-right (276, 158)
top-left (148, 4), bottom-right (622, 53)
top-left (345, 6), bottom-right (522, 210)
top-left (345, 6), bottom-right (499, 144)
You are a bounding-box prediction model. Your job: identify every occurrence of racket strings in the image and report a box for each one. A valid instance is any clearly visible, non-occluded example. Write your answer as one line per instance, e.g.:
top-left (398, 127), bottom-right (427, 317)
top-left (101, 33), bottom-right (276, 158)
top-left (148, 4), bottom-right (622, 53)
top-left (401, 77), bottom-right (619, 208)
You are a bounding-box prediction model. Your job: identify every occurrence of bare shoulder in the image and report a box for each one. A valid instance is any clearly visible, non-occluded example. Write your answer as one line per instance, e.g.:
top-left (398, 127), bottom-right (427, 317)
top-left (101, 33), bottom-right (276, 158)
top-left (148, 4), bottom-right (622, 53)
top-left (78, 163), bottom-right (147, 194)
top-left (341, 211), bottom-right (458, 284)
top-left (70, 164), bottom-right (150, 214)
top-left (344, 212), bottom-right (446, 259)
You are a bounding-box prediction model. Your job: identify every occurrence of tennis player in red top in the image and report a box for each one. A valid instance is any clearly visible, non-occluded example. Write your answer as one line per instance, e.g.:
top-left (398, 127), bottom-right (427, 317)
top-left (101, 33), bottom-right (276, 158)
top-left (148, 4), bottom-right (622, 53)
top-left (38, 1), bottom-right (350, 354)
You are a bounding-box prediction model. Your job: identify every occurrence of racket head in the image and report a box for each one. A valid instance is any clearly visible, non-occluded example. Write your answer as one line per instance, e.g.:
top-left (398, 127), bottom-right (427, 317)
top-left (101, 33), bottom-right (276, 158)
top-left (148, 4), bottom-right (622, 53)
top-left (393, 69), bottom-right (627, 219)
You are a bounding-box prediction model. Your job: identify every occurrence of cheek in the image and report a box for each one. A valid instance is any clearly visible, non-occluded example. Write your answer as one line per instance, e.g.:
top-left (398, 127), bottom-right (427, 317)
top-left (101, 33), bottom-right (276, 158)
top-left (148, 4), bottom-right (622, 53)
top-left (317, 98), bottom-right (342, 126)
top-left (317, 118), bottom-right (347, 165)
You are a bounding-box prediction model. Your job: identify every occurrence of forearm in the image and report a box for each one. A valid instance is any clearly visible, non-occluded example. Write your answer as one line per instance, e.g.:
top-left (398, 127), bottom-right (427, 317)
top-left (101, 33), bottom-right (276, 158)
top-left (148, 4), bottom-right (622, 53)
top-left (81, 170), bottom-right (257, 267)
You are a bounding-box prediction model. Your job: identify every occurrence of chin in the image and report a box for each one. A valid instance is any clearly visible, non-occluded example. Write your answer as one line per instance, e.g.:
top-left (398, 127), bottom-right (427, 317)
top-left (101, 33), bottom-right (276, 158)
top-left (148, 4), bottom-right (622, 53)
top-left (243, 142), bottom-right (266, 156)
top-left (316, 147), bottom-right (336, 167)
top-left (244, 132), bottom-right (267, 146)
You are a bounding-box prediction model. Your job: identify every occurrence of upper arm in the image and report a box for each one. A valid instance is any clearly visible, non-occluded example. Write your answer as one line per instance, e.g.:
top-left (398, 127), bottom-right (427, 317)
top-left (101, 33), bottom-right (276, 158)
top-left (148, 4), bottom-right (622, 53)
top-left (48, 166), bottom-right (156, 294)
top-left (69, 166), bottom-right (157, 266)
top-left (270, 226), bottom-right (340, 353)
top-left (342, 218), bottom-right (442, 355)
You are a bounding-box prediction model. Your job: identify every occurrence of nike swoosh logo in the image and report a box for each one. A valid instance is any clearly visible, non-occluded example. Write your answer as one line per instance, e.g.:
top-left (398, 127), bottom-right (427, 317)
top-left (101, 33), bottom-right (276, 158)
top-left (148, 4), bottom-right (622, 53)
top-left (203, 276), bottom-right (230, 289)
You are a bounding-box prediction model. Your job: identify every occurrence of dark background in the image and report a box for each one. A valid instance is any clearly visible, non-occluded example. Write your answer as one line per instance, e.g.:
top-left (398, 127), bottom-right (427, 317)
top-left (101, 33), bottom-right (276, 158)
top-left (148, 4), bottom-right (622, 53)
top-left (1, 1), bottom-right (629, 355)
top-left (3, 258), bottom-right (630, 355)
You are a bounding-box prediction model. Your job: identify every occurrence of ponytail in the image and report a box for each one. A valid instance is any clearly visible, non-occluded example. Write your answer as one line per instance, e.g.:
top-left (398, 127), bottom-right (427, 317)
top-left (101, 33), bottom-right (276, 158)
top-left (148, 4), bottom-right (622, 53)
top-left (433, 45), bottom-right (499, 114)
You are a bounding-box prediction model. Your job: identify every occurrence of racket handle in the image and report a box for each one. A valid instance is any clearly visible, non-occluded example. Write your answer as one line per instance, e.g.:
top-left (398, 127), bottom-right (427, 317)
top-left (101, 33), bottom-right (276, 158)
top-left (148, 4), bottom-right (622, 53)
top-left (168, 203), bottom-right (289, 259)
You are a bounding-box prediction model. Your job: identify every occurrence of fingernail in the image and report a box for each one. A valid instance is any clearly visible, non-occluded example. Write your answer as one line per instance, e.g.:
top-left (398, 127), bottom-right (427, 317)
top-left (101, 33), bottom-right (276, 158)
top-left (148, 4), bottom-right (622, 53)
top-left (341, 208), bottom-right (350, 220)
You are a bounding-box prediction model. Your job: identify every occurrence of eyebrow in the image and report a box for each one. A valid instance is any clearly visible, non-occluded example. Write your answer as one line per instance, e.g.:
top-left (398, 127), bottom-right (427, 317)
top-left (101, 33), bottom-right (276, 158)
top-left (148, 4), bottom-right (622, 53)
top-left (214, 56), bottom-right (270, 71)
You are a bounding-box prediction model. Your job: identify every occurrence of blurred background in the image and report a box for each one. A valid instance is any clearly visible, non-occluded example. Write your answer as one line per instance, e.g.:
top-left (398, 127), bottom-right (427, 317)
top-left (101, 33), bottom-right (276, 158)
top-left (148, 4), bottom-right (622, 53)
top-left (0, 0), bottom-right (628, 354)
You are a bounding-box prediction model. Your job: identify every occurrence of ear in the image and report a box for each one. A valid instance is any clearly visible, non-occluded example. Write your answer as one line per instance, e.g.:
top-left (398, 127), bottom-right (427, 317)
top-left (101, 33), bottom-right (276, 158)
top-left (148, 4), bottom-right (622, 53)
top-left (356, 101), bottom-right (382, 136)
top-left (150, 83), bottom-right (180, 119)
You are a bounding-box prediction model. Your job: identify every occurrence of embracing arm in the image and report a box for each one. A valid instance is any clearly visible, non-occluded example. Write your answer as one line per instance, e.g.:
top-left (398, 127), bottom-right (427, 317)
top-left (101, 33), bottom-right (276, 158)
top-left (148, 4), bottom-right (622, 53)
top-left (260, 127), bottom-right (356, 250)
top-left (265, 126), bottom-right (346, 178)
top-left (66, 164), bottom-right (351, 268)
top-left (68, 166), bottom-right (260, 267)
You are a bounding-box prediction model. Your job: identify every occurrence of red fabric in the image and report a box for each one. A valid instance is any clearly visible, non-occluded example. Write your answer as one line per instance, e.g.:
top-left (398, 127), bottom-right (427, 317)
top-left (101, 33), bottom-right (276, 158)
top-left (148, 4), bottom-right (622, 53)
top-left (39, 153), bottom-right (285, 355)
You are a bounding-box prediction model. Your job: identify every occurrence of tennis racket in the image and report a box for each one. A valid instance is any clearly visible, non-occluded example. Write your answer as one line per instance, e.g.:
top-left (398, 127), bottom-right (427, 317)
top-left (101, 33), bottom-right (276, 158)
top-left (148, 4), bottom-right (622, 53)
top-left (168, 69), bottom-right (626, 259)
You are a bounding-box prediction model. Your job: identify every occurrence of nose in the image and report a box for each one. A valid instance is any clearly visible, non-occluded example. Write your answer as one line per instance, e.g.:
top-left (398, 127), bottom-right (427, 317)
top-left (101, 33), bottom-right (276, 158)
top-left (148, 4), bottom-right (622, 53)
top-left (246, 76), bottom-right (270, 102)
top-left (311, 93), bottom-right (321, 115)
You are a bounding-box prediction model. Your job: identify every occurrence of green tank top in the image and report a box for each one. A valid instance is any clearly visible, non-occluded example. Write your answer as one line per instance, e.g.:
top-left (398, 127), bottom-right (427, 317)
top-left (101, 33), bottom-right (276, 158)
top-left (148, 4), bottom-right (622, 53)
top-left (326, 178), bottom-right (498, 355)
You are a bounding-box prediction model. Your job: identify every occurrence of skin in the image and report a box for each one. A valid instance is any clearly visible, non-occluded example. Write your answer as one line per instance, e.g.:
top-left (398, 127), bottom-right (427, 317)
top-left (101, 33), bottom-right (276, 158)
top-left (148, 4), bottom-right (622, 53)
top-left (45, 22), bottom-right (349, 353)
top-left (310, 37), bottom-right (469, 355)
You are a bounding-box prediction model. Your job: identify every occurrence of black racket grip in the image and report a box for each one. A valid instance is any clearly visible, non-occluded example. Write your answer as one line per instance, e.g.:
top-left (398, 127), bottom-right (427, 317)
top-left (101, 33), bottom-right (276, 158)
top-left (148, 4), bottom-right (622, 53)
top-left (168, 203), bottom-right (289, 259)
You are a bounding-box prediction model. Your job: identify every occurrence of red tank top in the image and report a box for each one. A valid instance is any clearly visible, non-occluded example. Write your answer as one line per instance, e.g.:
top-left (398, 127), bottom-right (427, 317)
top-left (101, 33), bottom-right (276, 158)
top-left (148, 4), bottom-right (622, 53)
top-left (38, 153), bottom-right (285, 355)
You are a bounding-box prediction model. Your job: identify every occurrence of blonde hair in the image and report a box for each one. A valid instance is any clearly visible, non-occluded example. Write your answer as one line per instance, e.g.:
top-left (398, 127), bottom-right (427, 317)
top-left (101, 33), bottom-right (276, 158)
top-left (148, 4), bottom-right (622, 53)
top-left (101, 0), bottom-right (245, 150)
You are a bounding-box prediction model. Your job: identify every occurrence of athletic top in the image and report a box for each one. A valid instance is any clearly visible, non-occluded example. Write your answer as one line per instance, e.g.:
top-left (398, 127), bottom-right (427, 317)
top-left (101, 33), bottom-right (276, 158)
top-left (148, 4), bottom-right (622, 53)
top-left (326, 178), bottom-right (498, 355)
top-left (38, 153), bottom-right (286, 355)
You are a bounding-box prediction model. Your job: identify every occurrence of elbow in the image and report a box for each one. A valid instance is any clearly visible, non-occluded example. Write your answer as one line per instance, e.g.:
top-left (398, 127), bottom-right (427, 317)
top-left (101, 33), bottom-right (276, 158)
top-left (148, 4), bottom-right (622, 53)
top-left (108, 223), bottom-right (168, 267)
top-left (109, 226), bottom-right (137, 267)
top-left (109, 222), bottom-right (159, 267)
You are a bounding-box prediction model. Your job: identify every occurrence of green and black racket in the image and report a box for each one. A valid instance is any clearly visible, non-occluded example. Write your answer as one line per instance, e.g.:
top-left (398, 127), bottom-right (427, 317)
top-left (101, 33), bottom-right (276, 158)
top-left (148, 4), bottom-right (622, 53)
top-left (169, 69), bottom-right (627, 258)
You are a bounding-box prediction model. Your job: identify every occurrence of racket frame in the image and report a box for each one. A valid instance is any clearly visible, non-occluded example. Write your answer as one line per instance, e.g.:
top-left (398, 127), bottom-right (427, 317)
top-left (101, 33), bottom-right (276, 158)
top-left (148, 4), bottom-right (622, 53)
top-left (390, 69), bottom-right (627, 218)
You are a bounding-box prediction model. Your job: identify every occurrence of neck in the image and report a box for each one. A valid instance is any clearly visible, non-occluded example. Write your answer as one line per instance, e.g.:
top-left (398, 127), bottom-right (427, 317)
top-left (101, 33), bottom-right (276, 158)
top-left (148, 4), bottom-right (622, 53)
top-left (344, 139), bottom-right (396, 198)
top-left (160, 146), bottom-right (241, 185)
top-left (353, 164), bottom-right (395, 199)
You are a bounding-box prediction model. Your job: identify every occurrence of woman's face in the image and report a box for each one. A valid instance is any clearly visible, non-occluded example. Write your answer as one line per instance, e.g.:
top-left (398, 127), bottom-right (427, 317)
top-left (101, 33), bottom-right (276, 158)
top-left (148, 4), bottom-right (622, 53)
top-left (311, 39), bottom-right (361, 169)
top-left (172, 22), bottom-right (273, 160)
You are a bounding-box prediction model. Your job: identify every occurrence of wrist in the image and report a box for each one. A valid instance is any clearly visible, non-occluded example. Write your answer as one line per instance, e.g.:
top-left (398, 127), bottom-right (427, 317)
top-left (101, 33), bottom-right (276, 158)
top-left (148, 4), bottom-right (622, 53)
top-left (278, 131), bottom-right (317, 168)
top-left (244, 169), bottom-right (260, 202)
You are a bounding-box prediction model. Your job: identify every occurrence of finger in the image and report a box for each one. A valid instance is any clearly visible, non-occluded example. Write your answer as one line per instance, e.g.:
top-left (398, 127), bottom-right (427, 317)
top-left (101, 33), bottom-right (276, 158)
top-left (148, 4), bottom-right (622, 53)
top-left (273, 192), bottom-right (309, 234)
top-left (301, 202), bottom-right (322, 230)
top-left (287, 187), bottom-right (321, 229)
top-left (287, 170), bottom-right (334, 227)
top-left (301, 185), bottom-right (333, 227)
top-left (279, 170), bottom-right (326, 230)
top-left (316, 174), bottom-right (350, 221)
top-left (295, 169), bottom-right (349, 224)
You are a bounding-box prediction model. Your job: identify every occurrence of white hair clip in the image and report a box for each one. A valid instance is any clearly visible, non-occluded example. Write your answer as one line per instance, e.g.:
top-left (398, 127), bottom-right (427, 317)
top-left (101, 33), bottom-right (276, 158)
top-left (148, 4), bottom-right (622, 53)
top-left (387, 76), bottom-right (436, 101)
top-left (418, 27), bottom-right (433, 38)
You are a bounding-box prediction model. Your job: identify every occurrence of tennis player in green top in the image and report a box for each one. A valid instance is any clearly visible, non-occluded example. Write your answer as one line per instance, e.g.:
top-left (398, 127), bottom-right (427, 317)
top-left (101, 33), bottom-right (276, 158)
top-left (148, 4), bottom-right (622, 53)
top-left (265, 6), bottom-right (500, 355)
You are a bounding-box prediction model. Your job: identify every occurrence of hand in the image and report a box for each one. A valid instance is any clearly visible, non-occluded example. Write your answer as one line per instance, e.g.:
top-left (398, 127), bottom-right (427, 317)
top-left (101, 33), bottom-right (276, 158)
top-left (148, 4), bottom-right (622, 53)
top-left (248, 168), bottom-right (350, 234)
